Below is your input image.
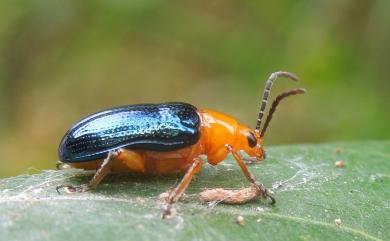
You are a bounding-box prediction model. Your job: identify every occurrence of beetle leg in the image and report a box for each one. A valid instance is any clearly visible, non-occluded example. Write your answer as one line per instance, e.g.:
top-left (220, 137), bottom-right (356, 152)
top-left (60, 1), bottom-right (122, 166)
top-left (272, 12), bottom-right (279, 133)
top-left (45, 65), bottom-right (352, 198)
top-left (56, 160), bottom-right (71, 170)
top-left (225, 144), bottom-right (275, 204)
top-left (162, 158), bottom-right (203, 219)
top-left (56, 150), bottom-right (118, 193)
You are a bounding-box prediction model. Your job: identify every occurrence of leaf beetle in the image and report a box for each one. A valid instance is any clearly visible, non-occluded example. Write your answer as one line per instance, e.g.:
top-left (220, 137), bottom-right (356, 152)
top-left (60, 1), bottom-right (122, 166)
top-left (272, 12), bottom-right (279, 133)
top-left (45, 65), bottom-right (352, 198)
top-left (56, 71), bottom-right (305, 218)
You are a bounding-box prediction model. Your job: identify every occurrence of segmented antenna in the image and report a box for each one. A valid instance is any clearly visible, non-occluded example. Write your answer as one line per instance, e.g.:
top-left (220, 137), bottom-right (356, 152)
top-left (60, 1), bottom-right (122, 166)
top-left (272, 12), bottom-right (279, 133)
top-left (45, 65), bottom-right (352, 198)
top-left (255, 71), bottom-right (299, 132)
top-left (260, 88), bottom-right (306, 138)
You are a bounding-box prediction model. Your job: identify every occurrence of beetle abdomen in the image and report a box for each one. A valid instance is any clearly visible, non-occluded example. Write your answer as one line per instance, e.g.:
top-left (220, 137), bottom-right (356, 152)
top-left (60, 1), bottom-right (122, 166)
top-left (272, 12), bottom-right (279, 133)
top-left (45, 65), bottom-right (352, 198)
top-left (59, 102), bottom-right (201, 163)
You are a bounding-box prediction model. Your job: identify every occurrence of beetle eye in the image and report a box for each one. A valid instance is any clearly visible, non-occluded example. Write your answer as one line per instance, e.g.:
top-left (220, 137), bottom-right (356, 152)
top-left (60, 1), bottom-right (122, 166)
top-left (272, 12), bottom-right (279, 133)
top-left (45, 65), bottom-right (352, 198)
top-left (246, 132), bottom-right (257, 148)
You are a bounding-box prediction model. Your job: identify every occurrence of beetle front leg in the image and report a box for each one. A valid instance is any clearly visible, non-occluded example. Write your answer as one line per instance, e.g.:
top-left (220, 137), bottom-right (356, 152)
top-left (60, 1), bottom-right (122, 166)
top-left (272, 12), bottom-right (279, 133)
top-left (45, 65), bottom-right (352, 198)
top-left (225, 144), bottom-right (275, 204)
top-left (162, 158), bottom-right (203, 219)
top-left (56, 150), bottom-right (118, 193)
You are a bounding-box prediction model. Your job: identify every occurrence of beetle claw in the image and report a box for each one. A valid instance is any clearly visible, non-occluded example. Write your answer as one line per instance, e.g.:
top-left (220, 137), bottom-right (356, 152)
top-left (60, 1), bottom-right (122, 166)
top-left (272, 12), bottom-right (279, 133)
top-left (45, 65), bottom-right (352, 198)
top-left (254, 183), bottom-right (276, 205)
top-left (264, 191), bottom-right (276, 205)
top-left (162, 208), bottom-right (171, 219)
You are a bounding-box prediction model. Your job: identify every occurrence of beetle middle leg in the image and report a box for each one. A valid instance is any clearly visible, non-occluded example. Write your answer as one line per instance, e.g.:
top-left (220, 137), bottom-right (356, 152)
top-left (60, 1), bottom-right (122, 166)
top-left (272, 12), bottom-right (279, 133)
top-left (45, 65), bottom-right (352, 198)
top-left (226, 144), bottom-right (275, 204)
top-left (162, 158), bottom-right (203, 219)
top-left (56, 150), bottom-right (118, 193)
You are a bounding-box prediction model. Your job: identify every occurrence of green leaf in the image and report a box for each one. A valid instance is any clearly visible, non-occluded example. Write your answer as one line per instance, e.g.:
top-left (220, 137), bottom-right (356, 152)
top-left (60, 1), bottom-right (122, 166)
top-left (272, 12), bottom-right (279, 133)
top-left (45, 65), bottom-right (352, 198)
top-left (0, 141), bottom-right (389, 241)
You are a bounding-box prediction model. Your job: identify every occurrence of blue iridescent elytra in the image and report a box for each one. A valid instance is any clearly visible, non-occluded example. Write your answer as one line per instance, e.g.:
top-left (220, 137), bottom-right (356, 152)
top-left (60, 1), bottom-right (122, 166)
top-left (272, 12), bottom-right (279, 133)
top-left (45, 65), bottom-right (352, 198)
top-left (59, 102), bottom-right (201, 163)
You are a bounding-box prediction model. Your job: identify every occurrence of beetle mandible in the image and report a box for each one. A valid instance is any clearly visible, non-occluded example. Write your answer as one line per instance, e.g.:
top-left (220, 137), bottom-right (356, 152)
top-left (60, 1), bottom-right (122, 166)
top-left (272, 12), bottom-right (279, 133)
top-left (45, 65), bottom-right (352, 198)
top-left (56, 71), bottom-right (305, 218)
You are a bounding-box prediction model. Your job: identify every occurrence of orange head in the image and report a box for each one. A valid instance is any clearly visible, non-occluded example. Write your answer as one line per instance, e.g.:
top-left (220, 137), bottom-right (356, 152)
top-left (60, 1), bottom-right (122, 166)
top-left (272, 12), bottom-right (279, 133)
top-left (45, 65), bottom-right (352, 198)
top-left (236, 126), bottom-right (264, 159)
top-left (198, 71), bottom-right (305, 165)
top-left (198, 110), bottom-right (265, 164)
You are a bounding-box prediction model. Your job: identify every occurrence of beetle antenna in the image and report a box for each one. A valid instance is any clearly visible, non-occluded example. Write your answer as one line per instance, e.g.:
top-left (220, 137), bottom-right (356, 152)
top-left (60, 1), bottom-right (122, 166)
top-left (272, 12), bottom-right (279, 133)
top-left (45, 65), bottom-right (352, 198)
top-left (255, 71), bottom-right (299, 132)
top-left (260, 88), bottom-right (306, 138)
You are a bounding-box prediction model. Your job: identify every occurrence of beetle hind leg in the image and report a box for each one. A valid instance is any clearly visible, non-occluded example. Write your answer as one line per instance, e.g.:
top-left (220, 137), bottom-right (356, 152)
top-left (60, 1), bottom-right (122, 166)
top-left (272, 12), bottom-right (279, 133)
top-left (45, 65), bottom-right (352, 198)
top-left (56, 151), bottom-right (118, 194)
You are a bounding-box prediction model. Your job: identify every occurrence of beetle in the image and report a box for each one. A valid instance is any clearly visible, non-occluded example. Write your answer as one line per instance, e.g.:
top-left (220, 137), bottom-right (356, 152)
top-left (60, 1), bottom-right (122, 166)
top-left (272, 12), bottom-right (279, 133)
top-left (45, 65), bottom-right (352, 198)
top-left (56, 71), bottom-right (305, 218)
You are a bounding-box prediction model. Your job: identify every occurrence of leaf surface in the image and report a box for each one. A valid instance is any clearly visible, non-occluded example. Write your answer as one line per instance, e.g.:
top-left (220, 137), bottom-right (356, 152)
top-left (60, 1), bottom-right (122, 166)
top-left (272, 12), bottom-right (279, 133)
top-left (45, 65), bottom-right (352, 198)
top-left (0, 141), bottom-right (389, 241)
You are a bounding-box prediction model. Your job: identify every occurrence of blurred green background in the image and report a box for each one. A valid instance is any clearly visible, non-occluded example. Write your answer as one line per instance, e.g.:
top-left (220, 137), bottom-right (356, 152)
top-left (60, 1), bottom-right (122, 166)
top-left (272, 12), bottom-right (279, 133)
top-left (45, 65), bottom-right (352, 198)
top-left (0, 0), bottom-right (389, 177)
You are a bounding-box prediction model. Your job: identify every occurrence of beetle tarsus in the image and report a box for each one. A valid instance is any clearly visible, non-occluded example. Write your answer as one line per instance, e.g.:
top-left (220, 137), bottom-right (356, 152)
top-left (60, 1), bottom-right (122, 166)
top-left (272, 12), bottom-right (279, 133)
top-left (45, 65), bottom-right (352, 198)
top-left (56, 184), bottom-right (90, 194)
top-left (243, 157), bottom-right (262, 165)
top-left (56, 161), bottom-right (71, 170)
top-left (162, 206), bottom-right (172, 219)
